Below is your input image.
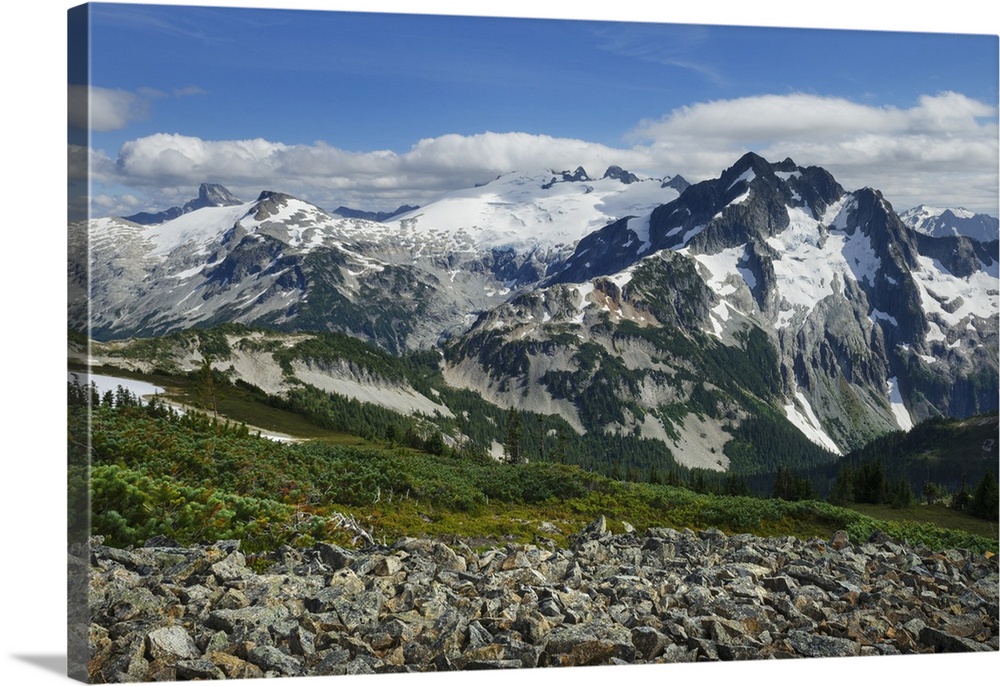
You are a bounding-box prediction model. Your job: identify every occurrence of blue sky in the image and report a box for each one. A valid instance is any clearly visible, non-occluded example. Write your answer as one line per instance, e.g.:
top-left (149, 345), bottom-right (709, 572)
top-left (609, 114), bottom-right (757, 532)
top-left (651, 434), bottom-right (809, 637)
top-left (69, 1), bottom-right (999, 218)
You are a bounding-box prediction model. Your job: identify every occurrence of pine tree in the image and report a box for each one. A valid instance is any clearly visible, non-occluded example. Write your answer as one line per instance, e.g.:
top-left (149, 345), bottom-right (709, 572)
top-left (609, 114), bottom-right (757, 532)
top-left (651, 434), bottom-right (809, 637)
top-left (922, 481), bottom-right (945, 505)
top-left (969, 471), bottom-right (999, 520)
top-left (829, 464), bottom-right (854, 505)
top-left (503, 408), bottom-right (522, 464)
top-left (951, 474), bottom-right (972, 512)
top-left (891, 477), bottom-right (913, 509)
top-left (198, 356), bottom-right (221, 417)
top-left (423, 430), bottom-right (446, 456)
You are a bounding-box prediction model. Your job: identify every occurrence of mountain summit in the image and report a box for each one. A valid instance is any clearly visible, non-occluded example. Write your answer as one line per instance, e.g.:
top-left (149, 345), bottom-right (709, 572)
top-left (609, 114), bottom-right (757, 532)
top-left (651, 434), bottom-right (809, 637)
top-left (125, 183), bottom-right (243, 225)
top-left (442, 152), bottom-right (998, 460)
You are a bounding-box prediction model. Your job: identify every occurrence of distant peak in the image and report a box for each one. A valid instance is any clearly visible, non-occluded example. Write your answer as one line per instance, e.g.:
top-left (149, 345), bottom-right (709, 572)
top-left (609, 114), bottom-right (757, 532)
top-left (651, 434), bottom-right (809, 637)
top-left (333, 204), bottom-right (420, 222)
top-left (195, 183), bottom-right (242, 208)
top-left (661, 174), bottom-right (690, 192)
top-left (542, 166), bottom-right (591, 189)
top-left (124, 183), bottom-right (243, 225)
top-left (603, 165), bottom-right (640, 185)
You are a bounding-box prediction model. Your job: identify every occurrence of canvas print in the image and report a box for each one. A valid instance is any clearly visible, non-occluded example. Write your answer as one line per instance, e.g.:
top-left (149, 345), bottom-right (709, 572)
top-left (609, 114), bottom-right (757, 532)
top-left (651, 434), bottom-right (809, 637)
top-left (67, 2), bottom-right (999, 682)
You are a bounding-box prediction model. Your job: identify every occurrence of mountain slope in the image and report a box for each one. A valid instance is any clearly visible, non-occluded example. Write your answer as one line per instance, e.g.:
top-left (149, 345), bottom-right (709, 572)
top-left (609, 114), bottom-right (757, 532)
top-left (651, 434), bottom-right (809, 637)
top-left (70, 154), bottom-right (998, 468)
top-left (442, 153), bottom-right (998, 463)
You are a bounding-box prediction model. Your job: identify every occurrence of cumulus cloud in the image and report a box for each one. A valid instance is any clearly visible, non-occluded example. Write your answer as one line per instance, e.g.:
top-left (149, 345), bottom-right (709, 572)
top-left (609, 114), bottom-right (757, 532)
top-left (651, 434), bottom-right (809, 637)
top-left (68, 85), bottom-right (149, 131)
top-left (93, 91), bottom-right (998, 217)
top-left (110, 130), bottom-right (650, 211)
top-left (628, 92), bottom-right (998, 212)
top-left (68, 84), bottom-right (206, 132)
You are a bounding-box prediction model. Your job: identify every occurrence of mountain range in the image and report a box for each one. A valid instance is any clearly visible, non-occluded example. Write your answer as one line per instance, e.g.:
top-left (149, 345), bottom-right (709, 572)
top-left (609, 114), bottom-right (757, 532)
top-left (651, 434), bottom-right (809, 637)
top-left (69, 153), bottom-right (999, 475)
top-left (900, 205), bottom-right (999, 243)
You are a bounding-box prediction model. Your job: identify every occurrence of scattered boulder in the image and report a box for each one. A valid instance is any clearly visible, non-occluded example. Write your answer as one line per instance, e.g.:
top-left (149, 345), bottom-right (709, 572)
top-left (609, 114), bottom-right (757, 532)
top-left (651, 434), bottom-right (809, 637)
top-left (85, 520), bottom-right (999, 681)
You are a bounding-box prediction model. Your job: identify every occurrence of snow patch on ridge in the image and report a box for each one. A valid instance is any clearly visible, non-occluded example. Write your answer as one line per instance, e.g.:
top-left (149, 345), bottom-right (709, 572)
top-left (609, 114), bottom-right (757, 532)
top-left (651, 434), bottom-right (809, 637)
top-left (912, 255), bottom-right (999, 326)
top-left (887, 377), bottom-right (913, 431)
top-left (628, 215), bottom-right (652, 254)
top-left (727, 168), bottom-right (756, 191)
top-left (764, 200), bottom-right (880, 328)
top-left (783, 391), bottom-right (842, 454)
top-left (146, 203), bottom-right (254, 257)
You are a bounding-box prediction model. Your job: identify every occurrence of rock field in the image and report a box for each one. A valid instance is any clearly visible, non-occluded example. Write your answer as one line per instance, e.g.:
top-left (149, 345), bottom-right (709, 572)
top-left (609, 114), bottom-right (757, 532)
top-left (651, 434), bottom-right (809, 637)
top-left (79, 517), bottom-right (998, 681)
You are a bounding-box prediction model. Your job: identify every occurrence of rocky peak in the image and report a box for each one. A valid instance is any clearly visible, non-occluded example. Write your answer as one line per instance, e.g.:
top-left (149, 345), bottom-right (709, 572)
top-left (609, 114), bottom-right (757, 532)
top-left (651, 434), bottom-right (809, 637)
top-left (603, 165), bottom-right (640, 184)
top-left (542, 166), bottom-right (591, 189)
top-left (720, 151), bottom-right (779, 188)
top-left (661, 174), bottom-right (690, 192)
top-left (786, 166), bottom-right (845, 216)
top-left (124, 183), bottom-right (243, 225)
top-left (188, 183), bottom-right (242, 210)
top-left (252, 191), bottom-right (297, 221)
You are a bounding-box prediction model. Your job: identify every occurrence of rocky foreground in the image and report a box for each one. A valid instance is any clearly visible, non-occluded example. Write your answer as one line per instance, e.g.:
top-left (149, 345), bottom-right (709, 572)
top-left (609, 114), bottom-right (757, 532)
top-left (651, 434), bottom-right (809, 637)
top-left (81, 519), bottom-right (998, 681)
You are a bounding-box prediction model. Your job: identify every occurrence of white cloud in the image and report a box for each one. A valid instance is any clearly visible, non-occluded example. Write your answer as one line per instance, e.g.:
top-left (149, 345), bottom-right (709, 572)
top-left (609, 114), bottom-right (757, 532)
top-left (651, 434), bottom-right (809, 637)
top-left (627, 92), bottom-right (998, 213)
top-left (68, 85), bottom-right (149, 131)
top-left (68, 84), bottom-right (206, 132)
top-left (90, 91), bottom-right (999, 217)
top-left (109, 130), bottom-right (652, 211)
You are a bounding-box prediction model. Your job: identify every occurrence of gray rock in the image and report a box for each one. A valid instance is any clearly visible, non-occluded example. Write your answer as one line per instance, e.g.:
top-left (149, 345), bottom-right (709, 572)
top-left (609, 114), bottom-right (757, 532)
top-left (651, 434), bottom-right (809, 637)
top-left (248, 645), bottom-right (306, 676)
top-left (175, 658), bottom-right (226, 679)
top-left (919, 626), bottom-right (995, 652)
top-left (211, 551), bottom-right (248, 581)
top-left (207, 604), bottom-right (291, 634)
top-left (145, 625), bottom-right (200, 661)
top-left (631, 626), bottom-right (669, 659)
top-left (786, 630), bottom-right (861, 658)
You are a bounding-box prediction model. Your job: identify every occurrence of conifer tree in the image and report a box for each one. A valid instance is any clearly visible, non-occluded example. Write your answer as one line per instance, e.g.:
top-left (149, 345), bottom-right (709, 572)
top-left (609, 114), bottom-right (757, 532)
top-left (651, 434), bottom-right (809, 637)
top-left (503, 407), bottom-right (522, 464)
top-left (970, 471), bottom-right (999, 520)
top-left (198, 356), bottom-right (221, 417)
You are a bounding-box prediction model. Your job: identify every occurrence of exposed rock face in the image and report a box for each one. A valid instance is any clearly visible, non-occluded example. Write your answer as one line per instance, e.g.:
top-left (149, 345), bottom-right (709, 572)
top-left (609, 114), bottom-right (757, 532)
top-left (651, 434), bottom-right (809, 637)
top-left (332, 204), bottom-right (420, 222)
top-left (125, 183), bottom-right (243, 225)
top-left (451, 152), bottom-right (998, 455)
top-left (603, 166), bottom-right (640, 185)
top-left (81, 522), bottom-right (998, 681)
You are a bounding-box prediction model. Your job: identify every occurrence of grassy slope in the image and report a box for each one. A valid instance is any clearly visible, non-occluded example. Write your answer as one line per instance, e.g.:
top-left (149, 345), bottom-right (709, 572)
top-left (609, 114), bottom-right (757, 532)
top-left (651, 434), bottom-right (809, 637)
top-left (72, 371), bottom-right (998, 555)
top-left (848, 502), bottom-right (998, 541)
top-left (80, 362), bottom-right (372, 444)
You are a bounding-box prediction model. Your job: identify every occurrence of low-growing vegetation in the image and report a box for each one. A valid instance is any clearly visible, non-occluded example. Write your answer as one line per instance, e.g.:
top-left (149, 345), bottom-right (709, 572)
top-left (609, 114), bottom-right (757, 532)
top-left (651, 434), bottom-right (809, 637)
top-left (69, 377), bottom-right (998, 555)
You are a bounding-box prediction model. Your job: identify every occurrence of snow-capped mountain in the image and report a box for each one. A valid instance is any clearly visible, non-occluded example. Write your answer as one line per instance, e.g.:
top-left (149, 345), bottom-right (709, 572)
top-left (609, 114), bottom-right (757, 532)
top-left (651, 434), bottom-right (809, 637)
top-left (69, 153), bottom-right (998, 465)
top-left (70, 166), bottom-right (679, 351)
top-left (391, 166), bottom-right (681, 252)
top-left (442, 153), bottom-right (999, 462)
top-left (358, 166), bottom-right (683, 284)
top-left (900, 205), bottom-right (999, 243)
